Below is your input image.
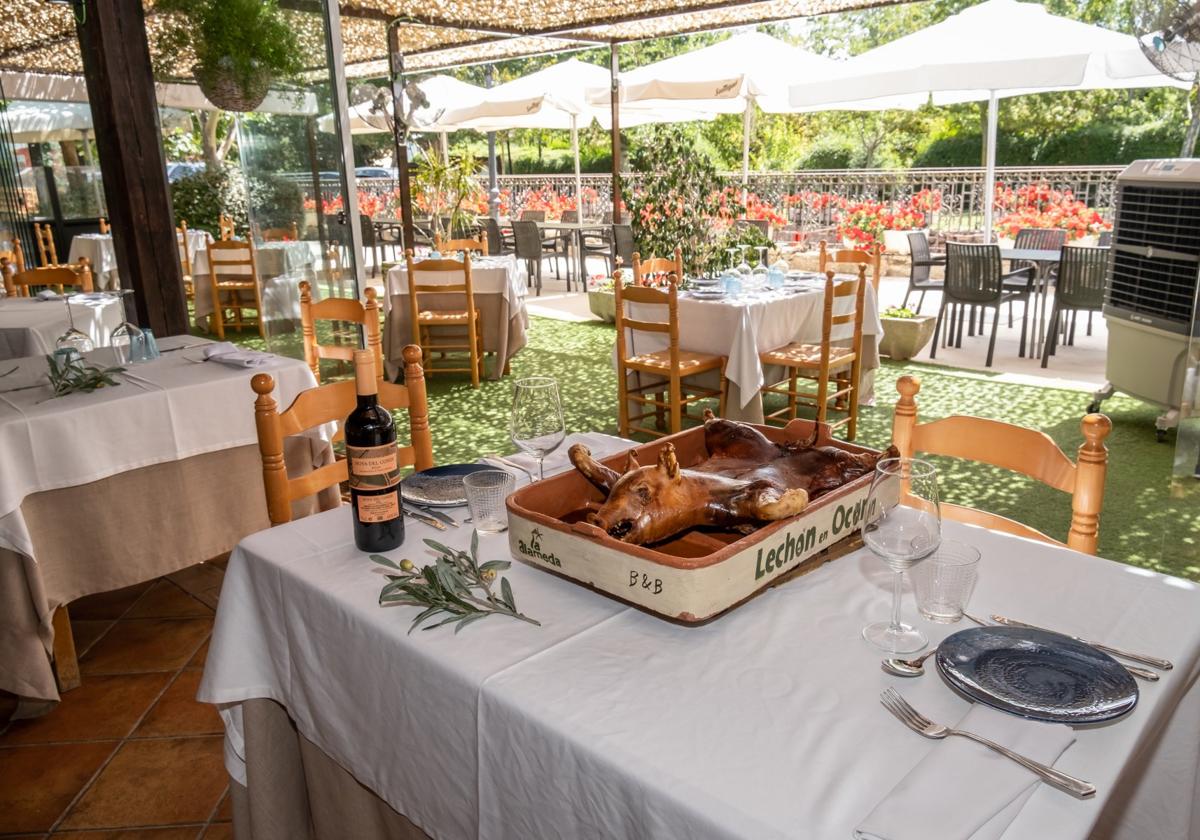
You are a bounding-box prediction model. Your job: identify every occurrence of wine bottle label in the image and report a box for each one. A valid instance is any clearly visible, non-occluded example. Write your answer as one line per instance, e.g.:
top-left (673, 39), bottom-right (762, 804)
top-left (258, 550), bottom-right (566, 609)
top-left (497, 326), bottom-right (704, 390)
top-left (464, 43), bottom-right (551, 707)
top-left (347, 444), bottom-right (401, 492)
top-left (356, 491), bottom-right (400, 524)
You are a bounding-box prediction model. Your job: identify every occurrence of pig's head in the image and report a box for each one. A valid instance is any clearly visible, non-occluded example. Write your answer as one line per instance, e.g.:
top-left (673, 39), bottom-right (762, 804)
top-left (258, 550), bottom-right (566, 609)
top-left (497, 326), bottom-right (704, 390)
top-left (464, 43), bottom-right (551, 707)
top-left (573, 444), bottom-right (698, 544)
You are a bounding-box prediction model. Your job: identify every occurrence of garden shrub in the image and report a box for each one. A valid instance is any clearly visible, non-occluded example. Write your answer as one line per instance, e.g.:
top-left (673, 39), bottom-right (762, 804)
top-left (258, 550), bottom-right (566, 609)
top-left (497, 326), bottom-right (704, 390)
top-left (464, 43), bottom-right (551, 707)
top-left (797, 142), bottom-right (857, 170)
top-left (171, 165), bottom-right (247, 236)
top-left (247, 174), bottom-right (305, 229)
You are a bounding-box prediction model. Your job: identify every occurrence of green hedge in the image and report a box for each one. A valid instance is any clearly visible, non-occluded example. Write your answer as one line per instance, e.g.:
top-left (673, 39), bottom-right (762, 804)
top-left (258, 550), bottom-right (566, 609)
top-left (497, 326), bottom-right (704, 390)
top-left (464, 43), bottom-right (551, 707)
top-left (171, 166), bottom-right (247, 236)
top-left (796, 142), bottom-right (858, 170)
top-left (914, 122), bottom-right (1185, 167)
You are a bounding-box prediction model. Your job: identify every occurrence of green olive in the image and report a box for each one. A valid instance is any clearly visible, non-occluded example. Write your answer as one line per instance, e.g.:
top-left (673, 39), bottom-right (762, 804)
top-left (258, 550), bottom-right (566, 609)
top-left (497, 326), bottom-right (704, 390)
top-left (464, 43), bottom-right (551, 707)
top-left (400, 559), bottom-right (415, 572)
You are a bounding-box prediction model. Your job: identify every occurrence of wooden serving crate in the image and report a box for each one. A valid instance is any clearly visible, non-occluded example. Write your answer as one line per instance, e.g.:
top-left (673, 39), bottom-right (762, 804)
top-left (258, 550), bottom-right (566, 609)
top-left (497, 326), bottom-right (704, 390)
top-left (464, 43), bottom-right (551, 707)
top-left (505, 420), bottom-right (884, 623)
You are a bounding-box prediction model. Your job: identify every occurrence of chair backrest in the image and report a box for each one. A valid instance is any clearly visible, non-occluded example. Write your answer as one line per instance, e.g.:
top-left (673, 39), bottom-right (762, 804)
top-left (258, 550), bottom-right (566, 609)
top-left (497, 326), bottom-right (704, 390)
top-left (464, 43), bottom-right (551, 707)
top-left (8, 258), bottom-right (93, 296)
top-left (1013, 227), bottom-right (1067, 252)
top-left (98, 217), bottom-right (110, 235)
top-left (817, 266), bottom-right (867, 370)
top-left (519, 209), bottom-right (546, 222)
top-left (33, 222), bottom-right (58, 266)
top-left (511, 220), bottom-right (543, 260)
top-left (207, 239), bottom-right (257, 284)
top-left (944, 242), bottom-right (1004, 303)
top-left (631, 247), bottom-right (684, 287)
top-left (612, 224), bottom-right (635, 268)
top-left (434, 234), bottom-right (488, 256)
top-left (818, 239), bottom-right (882, 292)
top-left (261, 221), bottom-right (299, 242)
top-left (299, 281), bottom-right (382, 383)
top-left (561, 210), bottom-right (579, 223)
top-left (484, 217), bottom-right (505, 255)
top-left (1056, 245), bottom-right (1108, 310)
top-left (892, 374), bottom-right (1111, 554)
top-left (404, 249), bottom-right (476, 344)
top-left (251, 345), bottom-right (434, 526)
top-left (176, 221), bottom-right (192, 277)
top-left (0, 237), bottom-right (27, 292)
top-left (218, 214), bottom-right (236, 241)
top-left (907, 232), bottom-right (932, 284)
top-left (614, 272), bottom-right (680, 374)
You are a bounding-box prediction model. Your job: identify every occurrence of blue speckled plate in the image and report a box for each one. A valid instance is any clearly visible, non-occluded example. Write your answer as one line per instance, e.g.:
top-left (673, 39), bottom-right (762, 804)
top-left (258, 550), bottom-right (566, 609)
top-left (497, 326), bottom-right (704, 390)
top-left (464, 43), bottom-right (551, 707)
top-left (936, 626), bottom-right (1138, 724)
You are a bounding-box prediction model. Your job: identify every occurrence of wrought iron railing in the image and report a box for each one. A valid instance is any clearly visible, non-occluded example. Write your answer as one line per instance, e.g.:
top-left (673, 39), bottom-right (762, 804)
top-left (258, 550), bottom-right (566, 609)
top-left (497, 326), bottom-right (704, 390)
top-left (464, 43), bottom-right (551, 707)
top-left (335, 165), bottom-right (1124, 234)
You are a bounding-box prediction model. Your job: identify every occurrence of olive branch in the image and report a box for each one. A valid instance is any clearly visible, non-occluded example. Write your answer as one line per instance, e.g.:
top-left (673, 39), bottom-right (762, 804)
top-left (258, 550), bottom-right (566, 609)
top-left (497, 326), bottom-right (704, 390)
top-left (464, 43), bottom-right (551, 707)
top-left (371, 532), bottom-right (541, 633)
top-left (46, 353), bottom-right (123, 397)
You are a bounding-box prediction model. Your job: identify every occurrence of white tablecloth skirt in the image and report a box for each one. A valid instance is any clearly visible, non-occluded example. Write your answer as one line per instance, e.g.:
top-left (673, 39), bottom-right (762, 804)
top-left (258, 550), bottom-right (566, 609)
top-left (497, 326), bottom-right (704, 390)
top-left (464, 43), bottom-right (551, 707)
top-left (0, 294), bottom-right (125, 360)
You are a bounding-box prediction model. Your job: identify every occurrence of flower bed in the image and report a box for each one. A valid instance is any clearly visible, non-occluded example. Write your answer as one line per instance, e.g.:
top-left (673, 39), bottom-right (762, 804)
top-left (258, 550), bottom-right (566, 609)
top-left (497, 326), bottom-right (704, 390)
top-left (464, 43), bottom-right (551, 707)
top-left (993, 182), bottom-right (1111, 241)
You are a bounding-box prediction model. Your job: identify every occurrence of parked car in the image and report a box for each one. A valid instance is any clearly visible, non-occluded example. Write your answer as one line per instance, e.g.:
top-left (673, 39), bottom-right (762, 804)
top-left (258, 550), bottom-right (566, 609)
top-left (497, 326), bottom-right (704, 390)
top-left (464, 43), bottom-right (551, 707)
top-left (166, 162), bottom-right (204, 182)
top-left (355, 166), bottom-right (396, 179)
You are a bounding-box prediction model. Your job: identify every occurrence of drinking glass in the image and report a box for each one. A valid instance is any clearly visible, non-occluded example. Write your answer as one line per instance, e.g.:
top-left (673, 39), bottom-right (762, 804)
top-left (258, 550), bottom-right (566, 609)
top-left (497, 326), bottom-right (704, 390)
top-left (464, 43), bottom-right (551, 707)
top-left (464, 470), bottom-right (516, 534)
top-left (55, 296), bottom-right (94, 354)
top-left (861, 457), bottom-right (941, 653)
top-left (510, 377), bottom-right (566, 481)
top-left (725, 247), bottom-right (739, 273)
top-left (736, 245), bottom-right (752, 277)
top-left (750, 246), bottom-right (769, 289)
top-left (110, 320), bottom-right (144, 365)
top-left (911, 539), bottom-right (980, 623)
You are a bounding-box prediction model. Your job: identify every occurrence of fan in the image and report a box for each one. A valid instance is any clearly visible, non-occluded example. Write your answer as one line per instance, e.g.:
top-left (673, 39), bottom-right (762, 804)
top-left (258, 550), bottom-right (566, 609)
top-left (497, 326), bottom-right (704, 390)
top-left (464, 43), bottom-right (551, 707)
top-left (348, 82), bottom-right (442, 141)
top-left (1134, 1), bottom-right (1200, 154)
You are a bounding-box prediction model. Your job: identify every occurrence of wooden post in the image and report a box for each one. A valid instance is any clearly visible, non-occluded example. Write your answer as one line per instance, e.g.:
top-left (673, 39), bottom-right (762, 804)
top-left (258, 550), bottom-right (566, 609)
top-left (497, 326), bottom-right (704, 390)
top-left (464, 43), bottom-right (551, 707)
top-left (609, 43), bottom-right (622, 225)
top-left (1068, 413), bottom-right (1111, 556)
top-left (892, 375), bottom-right (920, 459)
top-left (251, 374), bottom-right (292, 526)
top-left (74, 0), bottom-right (187, 335)
top-left (402, 345), bottom-right (434, 471)
top-left (299, 281), bottom-right (318, 379)
top-left (51, 606), bottom-right (80, 692)
top-left (388, 24), bottom-right (416, 253)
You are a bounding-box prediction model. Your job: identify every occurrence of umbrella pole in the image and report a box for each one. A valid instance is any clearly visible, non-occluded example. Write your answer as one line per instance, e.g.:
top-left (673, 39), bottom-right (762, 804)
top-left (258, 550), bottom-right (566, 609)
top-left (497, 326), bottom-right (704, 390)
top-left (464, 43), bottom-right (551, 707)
top-left (440, 132), bottom-right (449, 164)
top-left (571, 115), bottom-right (582, 217)
top-left (485, 65), bottom-right (499, 220)
top-left (982, 90), bottom-right (998, 244)
top-left (610, 43), bottom-right (622, 225)
top-left (741, 100), bottom-right (752, 192)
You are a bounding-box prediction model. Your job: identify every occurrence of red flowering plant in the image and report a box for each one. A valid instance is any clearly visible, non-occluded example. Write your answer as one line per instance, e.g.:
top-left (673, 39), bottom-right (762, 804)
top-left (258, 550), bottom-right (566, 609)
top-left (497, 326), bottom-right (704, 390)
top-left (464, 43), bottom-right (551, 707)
top-left (993, 181), bottom-right (1111, 241)
top-left (836, 200), bottom-right (889, 247)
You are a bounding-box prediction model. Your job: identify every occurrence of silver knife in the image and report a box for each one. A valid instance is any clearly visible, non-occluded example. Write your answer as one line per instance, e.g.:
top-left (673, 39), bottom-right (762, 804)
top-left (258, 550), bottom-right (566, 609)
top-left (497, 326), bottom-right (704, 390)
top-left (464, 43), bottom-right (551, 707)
top-left (990, 615), bottom-right (1173, 671)
top-left (411, 504), bottom-right (458, 528)
top-left (403, 507), bottom-right (446, 530)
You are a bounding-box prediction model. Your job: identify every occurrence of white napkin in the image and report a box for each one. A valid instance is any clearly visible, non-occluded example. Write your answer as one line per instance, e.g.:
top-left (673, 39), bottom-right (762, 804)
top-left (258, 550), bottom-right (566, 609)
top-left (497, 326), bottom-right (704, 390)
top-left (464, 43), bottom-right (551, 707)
top-left (36, 289), bottom-right (63, 301)
top-left (488, 432), bottom-right (631, 480)
top-left (855, 704), bottom-right (1076, 840)
top-left (201, 341), bottom-right (272, 368)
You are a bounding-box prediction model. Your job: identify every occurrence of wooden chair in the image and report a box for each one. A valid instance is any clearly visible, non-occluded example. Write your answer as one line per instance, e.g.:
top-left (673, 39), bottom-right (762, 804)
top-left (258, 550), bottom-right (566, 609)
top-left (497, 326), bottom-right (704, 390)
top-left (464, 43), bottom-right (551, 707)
top-left (631, 248), bottom-right (685, 287)
top-left (7, 258), bottom-right (94, 297)
top-left (218, 214), bottom-right (236, 241)
top-left (759, 266), bottom-right (867, 439)
top-left (615, 271), bottom-right (726, 437)
top-left (177, 221), bottom-right (194, 303)
top-left (260, 221), bottom-right (300, 242)
top-left (892, 374), bottom-right (1111, 554)
top-left (404, 248), bottom-right (483, 387)
top-left (251, 345), bottom-right (435, 526)
top-left (98, 217), bottom-right (110, 235)
top-left (33, 222), bottom-right (59, 266)
top-left (818, 239), bottom-right (882, 294)
top-left (207, 239), bottom-right (264, 340)
top-left (0, 237), bottom-right (27, 295)
top-left (300, 281), bottom-right (382, 383)
top-left (434, 233), bottom-right (488, 256)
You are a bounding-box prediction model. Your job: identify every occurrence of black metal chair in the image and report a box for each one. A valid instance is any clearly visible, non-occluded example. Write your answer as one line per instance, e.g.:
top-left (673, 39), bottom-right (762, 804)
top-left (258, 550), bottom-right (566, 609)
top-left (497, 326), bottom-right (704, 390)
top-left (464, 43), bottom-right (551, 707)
top-left (1041, 246), bottom-right (1107, 368)
top-left (484, 217), bottom-right (511, 256)
top-left (901, 231), bottom-right (946, 313)
top-left (612, 224), bottom-right (635, 274)
top-left (933, 243), bottom-right (1034, 367)
top-left (513, 220), bottom-right (555, 295)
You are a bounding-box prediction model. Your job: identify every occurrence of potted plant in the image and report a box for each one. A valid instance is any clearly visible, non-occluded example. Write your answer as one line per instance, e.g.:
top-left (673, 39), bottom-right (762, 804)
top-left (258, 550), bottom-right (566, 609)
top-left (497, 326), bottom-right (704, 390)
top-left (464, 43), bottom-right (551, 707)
top-left (587, 275), bottom-right (617, 322)
top-left (881, 189), bottom-right (942, 254)
top-left (413, 152), bottom-right (484, 243)
top-left (879, 306), bottom-right (937, 361)
top-left (157, 0), bottom-right (303, 112)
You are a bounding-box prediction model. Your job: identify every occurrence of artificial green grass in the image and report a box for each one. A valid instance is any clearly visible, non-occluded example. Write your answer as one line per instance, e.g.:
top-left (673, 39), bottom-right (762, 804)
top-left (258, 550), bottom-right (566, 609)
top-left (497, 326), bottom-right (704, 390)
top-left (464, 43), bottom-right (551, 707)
top-left (218, 313), bottom-right (1199, 580)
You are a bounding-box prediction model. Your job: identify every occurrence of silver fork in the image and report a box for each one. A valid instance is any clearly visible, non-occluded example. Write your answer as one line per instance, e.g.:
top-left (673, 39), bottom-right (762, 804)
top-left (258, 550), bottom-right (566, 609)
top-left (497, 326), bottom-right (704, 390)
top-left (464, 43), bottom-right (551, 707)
top-left (880, 688), bottom-right (1096, 799)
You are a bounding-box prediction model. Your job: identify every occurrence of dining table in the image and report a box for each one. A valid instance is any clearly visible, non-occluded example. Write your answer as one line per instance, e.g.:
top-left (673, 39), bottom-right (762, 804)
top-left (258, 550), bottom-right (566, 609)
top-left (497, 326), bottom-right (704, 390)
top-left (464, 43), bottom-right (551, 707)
top-left (0, 335), bottom-right (336, 712)
top-left (382, 254), bottom-right (530, 381)
top-left (533, 220), bottom-right (610, 282)
top-left (199, 431), bottom-right (1200, 840)
top-left (623, 277), bottom-right (883, 424)
top-left (0, 291), bottom-right (126, 360)
top-left (192, 240), bottom-right (325, 331)
top-left (66, 233), bottom-right (119, 290)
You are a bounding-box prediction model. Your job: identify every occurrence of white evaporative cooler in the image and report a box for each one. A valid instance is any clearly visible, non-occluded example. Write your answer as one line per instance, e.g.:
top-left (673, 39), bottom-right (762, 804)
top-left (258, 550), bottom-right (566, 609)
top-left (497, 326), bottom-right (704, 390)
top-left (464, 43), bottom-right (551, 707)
top-left (1091, 159), bottom-right (1200, 440)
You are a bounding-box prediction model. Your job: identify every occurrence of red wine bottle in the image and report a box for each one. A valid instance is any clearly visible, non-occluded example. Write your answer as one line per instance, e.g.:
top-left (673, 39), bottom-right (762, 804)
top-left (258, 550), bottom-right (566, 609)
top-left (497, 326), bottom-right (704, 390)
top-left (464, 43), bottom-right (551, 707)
top-left (346, 350), bottom-right (404, 552)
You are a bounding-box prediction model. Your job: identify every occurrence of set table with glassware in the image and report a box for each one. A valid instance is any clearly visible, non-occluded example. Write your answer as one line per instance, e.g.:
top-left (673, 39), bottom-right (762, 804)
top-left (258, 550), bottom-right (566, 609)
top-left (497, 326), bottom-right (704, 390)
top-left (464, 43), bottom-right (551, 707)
top-left (66, 232), bottom-right (120, 290)
top-left (198, 372), bottom-right (1200, 840)
top-left (0, 289), bottom-right (126, 360)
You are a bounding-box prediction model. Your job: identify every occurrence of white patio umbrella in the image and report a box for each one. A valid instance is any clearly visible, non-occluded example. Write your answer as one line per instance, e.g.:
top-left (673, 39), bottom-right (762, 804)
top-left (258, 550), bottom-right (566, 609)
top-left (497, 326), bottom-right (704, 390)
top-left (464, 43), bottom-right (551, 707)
top-left (787, 0), bottom-right (1190, 239)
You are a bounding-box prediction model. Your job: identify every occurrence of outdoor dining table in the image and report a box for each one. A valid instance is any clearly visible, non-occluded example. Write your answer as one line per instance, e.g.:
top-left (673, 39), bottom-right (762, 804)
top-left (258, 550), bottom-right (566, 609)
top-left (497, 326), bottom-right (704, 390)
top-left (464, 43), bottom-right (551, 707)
top-left (0, 336), bottom-right (335, 710)
top-left (382, 254), bottom-right (530, 381)
top-left (66, 232), bottom-right (119, 290)
top-left (624, 278), bottom-right (883, 424)
top-left (183, 228), bottom-right (216, 277)
top-left (0, 292), bottom-right (125, 360)
top-left (534, 219), bottom-right (610, 282)
top-left (199, 432), bottom-right (1200, 840)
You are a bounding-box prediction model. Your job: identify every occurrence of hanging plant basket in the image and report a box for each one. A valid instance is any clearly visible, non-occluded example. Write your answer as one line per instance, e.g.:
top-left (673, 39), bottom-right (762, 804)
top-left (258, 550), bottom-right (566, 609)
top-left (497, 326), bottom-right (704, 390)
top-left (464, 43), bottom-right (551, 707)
top-left (193, 62), bottom-right (271, 112)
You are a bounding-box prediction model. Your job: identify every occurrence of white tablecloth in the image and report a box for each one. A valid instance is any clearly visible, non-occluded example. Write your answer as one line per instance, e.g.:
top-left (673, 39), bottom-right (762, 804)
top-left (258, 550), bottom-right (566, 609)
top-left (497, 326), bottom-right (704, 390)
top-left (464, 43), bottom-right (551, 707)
top-left (200, 443), bottom-right (1200, 840)
top-left (66, 233), bottom-right (118, 290)
top-left (183, 229), bottom-right (214, 276)
top-left (385, 254), bottom-right (528, 307)
top-left (0, 294), bottom-right (125, 360)
top-left (0, 336), bottom-right (317, 559)
top-left (193, 240), bottom-right (324, 325)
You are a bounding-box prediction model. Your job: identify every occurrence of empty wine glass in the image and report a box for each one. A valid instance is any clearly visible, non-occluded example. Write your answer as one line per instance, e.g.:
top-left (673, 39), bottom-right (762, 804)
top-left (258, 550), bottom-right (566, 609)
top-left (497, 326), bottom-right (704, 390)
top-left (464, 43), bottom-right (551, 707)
top-left (725, 247), bottom-right (739, 273)
top-left (110, 320), bottom-right (144, 365)
top-left (55, 296), bottom-right (94, 354)
top-left (751, 245), bottom-right (770, 289)
top-left (510, 377), bottom-right (566, 481)
top-left (861, 457), bottom-right (941, 653)
top-left (736, 245), bottom-right (752, 277)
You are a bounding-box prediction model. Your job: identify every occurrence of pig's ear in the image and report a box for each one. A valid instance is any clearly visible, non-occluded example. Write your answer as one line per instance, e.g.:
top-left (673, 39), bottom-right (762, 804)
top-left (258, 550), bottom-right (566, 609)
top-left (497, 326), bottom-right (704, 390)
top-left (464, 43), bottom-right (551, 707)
top-left (703, 409), bottom-right (716, 423)
top-left (657, 443), bottom-right (680, 480)
top-left (569, 444), bottom-right (620, 494)
top-left (623, 451), bottom-right (640, 474)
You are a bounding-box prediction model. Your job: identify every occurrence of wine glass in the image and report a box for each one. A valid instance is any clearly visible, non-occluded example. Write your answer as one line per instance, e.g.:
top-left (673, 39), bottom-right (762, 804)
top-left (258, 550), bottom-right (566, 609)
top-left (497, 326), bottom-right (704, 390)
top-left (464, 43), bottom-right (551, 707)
top-left (861, 457), bottom-right (941, 653)
top-left (736, 245), bottom-right (752, 277)
top-left (751, 246), bottom-right (770, 289)
top-left (55, 296), bottom-right (94, 354)
top-left (510, 377), bottom-right (566, 481)
top-left (725, 247), bottom-right (739, 273)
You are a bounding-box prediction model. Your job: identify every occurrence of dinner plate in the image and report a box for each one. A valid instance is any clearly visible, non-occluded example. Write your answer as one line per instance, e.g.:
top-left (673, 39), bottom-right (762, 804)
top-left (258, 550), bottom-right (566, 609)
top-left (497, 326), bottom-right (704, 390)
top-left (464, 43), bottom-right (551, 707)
top-left (400, 463), bottom-right (494, 507)
top-left (690, 290), bottom-right (727, 300)
top-left (935, 626), bottom-right (1138, 724)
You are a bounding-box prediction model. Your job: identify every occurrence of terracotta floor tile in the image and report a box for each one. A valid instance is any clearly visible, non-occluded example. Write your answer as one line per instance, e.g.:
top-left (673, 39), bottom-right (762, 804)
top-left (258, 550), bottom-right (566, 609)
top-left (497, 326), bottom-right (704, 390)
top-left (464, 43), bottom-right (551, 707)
top-left (165, 566), bottom-right (224, 602)
top-left (124, 582), bottom-right (212, 620)
top-left (58, 737), bottom-right (225, 830)
top-left (0, 741), bottom-right (116, 833)
top-left (2, 675), bottom-right (171, 746)
top-left (183, 639), bottom-right (209, 672)
top-left (214, 788), bottom-right (231, 821)
top-left (70, 583), bottom-right (154, 621)
top-left (69, 620), bottom-right (115, 658)
top-left (53, 828), bottom-right (202, 839)
top-left (201, 824), bottom-right (232, 840)
top-left (80, 620), bottom-right (211, 677)
top-left (134, 672), bottom-right (221, 739)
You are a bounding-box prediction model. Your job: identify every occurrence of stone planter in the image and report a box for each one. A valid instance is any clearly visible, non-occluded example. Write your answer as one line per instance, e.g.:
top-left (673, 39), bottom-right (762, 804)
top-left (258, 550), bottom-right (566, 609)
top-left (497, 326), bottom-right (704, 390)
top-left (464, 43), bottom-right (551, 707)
top-left (882, 228), bottom-right (927, 255)
top-left (588, 290), bottom-right (616, 322)
top-left (879, 315), bottom-right (937, 361)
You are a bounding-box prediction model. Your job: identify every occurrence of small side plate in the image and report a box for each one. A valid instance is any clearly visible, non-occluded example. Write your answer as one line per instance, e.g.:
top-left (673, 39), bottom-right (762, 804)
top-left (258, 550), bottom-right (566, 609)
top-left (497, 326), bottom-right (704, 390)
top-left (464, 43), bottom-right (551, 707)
top-left (401, 463), bottom-right (494, 507)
